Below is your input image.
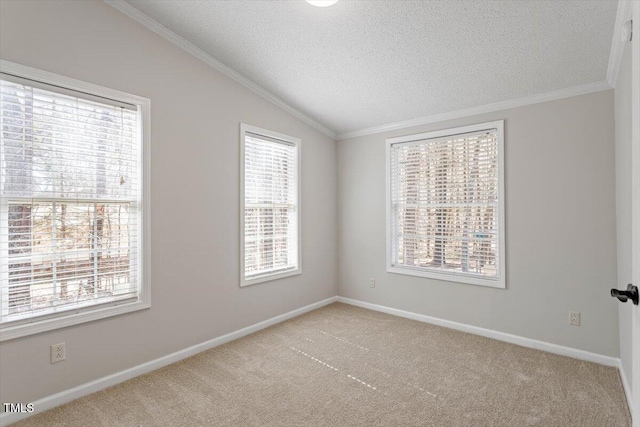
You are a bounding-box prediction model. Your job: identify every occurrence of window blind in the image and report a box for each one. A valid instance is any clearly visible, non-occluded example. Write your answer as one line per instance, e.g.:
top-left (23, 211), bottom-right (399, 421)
top-left (243, 132), bottom-right (298, 281)
top-left (389, 129), bottom-right (500, 281)
top-left (0, 76), bottom-right (141, 326)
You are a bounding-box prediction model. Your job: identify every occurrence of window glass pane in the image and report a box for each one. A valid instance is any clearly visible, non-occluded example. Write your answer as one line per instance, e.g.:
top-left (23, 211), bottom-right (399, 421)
top-left (0, 76), bottom-right (141, 324)
top-left (1, 79), bottom-right (138, 200)
top-left (390, 129), bottom-right (500, 281)
top-left (243, 131), bottom-right (298, 282)
top-left (5, 201), bottom-right (135, 318)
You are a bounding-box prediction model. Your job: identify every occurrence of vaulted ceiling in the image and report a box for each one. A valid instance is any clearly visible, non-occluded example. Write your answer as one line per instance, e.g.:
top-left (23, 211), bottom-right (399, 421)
top-left (121, 0), bottom-right (618, 137)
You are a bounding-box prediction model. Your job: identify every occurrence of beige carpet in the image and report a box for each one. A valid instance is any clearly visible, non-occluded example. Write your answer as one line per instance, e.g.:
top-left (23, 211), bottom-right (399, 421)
top-left (12, 303), bottom-right (630, 426)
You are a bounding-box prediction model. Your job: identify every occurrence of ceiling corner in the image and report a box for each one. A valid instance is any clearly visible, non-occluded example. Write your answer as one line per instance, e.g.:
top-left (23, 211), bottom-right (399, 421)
top-left (103, 0), bottom-right (337, 140)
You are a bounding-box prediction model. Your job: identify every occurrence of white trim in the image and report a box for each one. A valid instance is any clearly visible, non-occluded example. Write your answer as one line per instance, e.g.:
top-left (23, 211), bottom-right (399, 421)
top-left (0, 296), bottom-right (338, 426)
top-left (620, 363), bottom-right (634, 423)
top-left (631, 2), bottom-right (640, 425)
top-left (103, 0), bottom-right (336, 140)
top-left (106, 0), bottom-right (625, 142)
top-left (337, 81), bottom-right (611, 140)
top-left (386, 266), bottom-right (503, 289)
top-left (0, 60), bottom-right (151, 342)
top-left (385, 121), bottom-right (506, 289)
top-left (105, 0), bottom-right (619, 142)
top-left (0, 301), bottom-right (149, 342)
top-left (607, 0), bottom-right (633, 87)
top-left (0, 60), bottom-right (150, 107)
top-left (0, 295), bottom-right (631, 425)
top-left (336, 297), bottom-right (620, 367)
top-left (239, 124), bottom-right (302, 287)
top-left (243, 268), bottom-right (302, 287)
top-left (140, 80), bottom-right (152, 326)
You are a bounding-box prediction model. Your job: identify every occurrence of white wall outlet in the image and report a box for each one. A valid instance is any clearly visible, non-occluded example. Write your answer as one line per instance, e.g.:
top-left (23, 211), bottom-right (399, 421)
top-left (51, 342), bottom-right (66, 364)
top-left (569, 312), bottom-right (581, 327)
top-left (369, 277), bottom-right (375, 288)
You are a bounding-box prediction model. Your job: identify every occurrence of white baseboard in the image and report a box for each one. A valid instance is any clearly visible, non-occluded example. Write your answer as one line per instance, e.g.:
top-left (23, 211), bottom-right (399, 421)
top-left (1, 295), bottom-right (629, 426)
top-left (619, 364), bottom-right (635, 423)
top-left (0, 296), bottom-right (338, 426)
top-left (336, 296), bottom-right (620, 367)
top-left (338, 296), bottom-right (637, 422)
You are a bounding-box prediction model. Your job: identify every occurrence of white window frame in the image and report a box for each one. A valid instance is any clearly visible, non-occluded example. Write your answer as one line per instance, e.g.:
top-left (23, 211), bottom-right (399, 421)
top-left (0, 60), bottom-right (151, 341)
top-left (240, 124), bottom-right (301, 287)
top-left (386, 120), bottom-right (505, 289)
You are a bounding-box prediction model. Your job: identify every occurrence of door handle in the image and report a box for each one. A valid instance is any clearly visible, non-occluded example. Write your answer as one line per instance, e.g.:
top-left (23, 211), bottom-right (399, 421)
top-left (611, 284), bottom-right (639, 305)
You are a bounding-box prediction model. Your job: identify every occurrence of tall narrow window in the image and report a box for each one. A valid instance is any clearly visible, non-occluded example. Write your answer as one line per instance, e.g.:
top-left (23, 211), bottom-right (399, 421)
top-left (0, 62), bottom-right (149, 341)
top-left (241, 124), bottom-right (300, 286)
top-left (387, 121), bottom-right (505, 288)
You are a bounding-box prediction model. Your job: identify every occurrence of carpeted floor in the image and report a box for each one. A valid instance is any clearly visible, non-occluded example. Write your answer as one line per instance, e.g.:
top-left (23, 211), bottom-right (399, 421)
top-left (12, 303), bottom-right (630, 426)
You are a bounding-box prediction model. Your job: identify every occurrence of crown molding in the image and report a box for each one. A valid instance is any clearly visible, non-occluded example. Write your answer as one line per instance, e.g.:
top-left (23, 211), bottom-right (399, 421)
top-left (103, 0), bottom-right (337, 140)
top-left (336, 80), bottom-right (612, 140)
top-left (105, 0), bottom-right (620, 143)
top-left (607, 0), bottom-right (633, 87)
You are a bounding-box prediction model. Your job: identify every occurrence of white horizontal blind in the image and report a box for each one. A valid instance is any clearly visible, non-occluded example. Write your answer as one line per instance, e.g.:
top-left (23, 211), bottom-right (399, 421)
top-left (0, 76), bottom-right (141, 325)
top-left (390, 129), bottom-right (500, 281)
top-left (244, 132), bottom-right (298, 281)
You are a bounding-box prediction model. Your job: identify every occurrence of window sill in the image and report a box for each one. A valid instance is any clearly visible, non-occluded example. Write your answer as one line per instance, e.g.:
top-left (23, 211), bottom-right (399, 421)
top-left (387, 266), bottom-right (505, 289)
top-left (0, 299), bottom-right (150, 342)
top-left (241, 268), bottom-right (301, 287)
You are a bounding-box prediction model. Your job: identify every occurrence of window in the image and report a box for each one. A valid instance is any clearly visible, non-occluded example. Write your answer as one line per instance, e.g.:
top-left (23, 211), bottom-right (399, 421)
top-left (387, 121), bottom-right (505, 288)
top-left (0, 62), bottom-right (150, 341)
top-left (240, 124), bottom-right (300, 286)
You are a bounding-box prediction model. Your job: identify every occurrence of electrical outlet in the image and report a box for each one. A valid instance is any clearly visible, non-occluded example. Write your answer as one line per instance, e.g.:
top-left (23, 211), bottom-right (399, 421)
top-left (569, 312), bottom-right (581, 327)
top-left (51, 342), bottom-right (66, 364)
top-left (369, 277), bottom-right (375, 288)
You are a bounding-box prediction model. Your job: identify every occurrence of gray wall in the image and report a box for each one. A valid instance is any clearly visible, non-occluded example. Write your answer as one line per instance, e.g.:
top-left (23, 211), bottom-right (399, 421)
top-left (0, 0), bottom-right (337, 405)
top-left (615, 41), bottom-right (633, 390)
top-left (337, 90), bottom-right (620, 357)
top-left (0, 0), bottom-right (625, 410)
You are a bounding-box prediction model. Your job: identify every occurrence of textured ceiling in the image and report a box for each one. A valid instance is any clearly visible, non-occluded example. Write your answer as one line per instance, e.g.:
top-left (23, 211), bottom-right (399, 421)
top-left (125, 0), bottom-right (618, 135)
